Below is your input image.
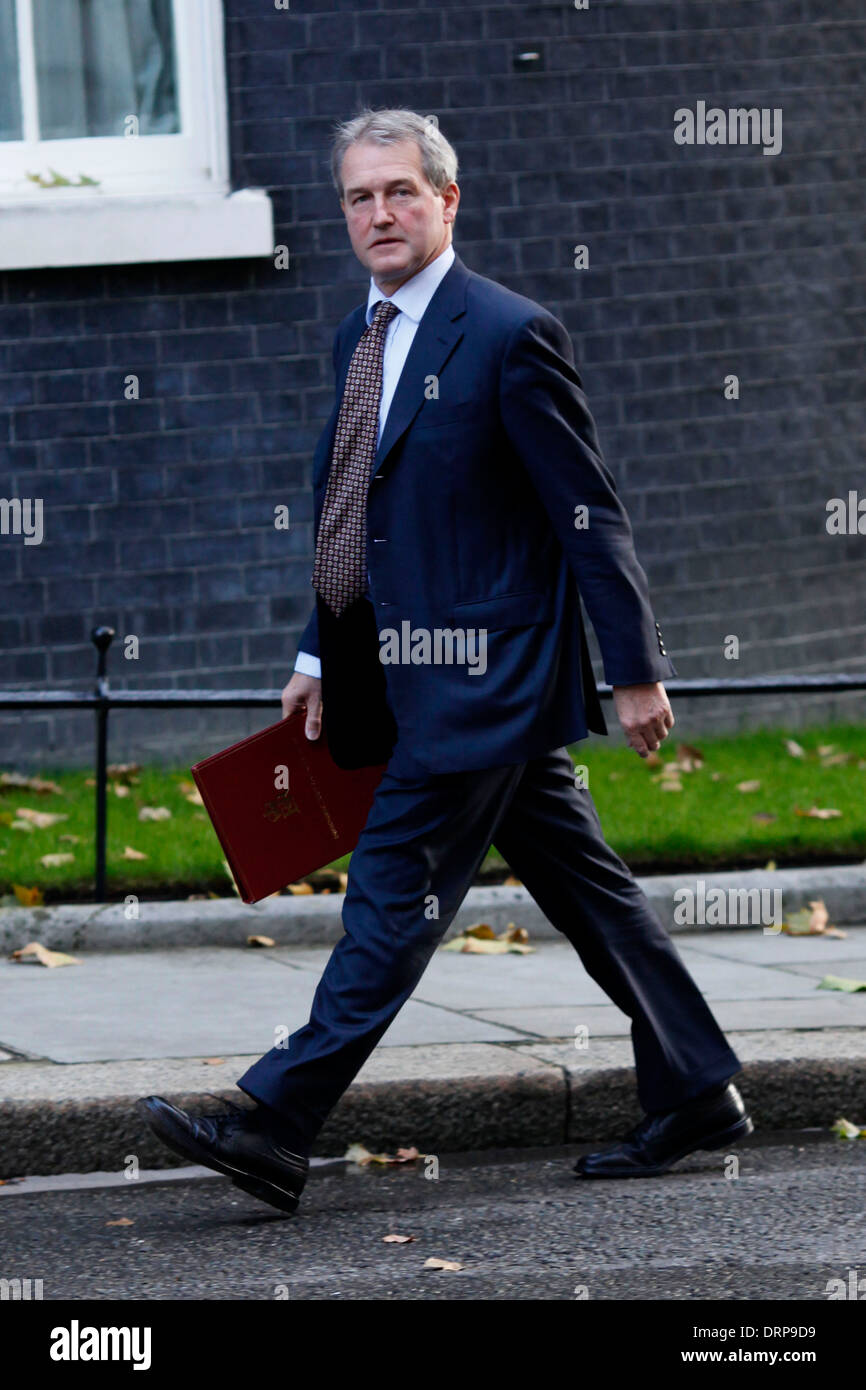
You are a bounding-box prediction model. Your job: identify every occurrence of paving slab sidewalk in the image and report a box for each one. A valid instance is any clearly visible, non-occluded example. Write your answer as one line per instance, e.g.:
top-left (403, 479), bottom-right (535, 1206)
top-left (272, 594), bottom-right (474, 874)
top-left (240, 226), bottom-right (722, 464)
top-left (1, 925), bottom-right (865, 1178)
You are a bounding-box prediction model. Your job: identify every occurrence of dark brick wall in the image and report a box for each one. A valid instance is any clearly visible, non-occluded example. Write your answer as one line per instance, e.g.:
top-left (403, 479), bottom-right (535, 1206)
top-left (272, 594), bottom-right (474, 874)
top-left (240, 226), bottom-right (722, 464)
top-left (2, 0), bottom-right (865, 766)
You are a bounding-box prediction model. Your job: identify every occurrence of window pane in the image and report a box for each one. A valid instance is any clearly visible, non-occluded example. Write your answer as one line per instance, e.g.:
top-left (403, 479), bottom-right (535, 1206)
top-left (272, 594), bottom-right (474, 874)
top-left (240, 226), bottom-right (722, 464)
top-left (0, 0), bottom-right (23, 141)
top-left (32, 0), bottom-right (179, 140)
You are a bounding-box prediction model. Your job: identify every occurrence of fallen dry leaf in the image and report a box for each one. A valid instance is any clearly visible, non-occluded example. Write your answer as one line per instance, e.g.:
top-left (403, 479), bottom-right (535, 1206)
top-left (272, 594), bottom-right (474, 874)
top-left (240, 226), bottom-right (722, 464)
top-left (10, 941), bottom-right (80, 967)
top-left (107, 763), bottom-right (141, 783)
top-left (344, 1142), bottom-right (421, 1166)
top-left (817, 744), bottom-right (836, 757)
top-left (675, 742), bottom-right (704, 769)
top-left (247, 934), bottom-right (276, 948)
top-left (461, 937), bottom-right (508, 954)
top-left (443, 934), bottom-right (533, 955)
top-left (443, 920), bottom-right (534, 955)
top-left (818, 975), bottom-right (866, 993)
top-left (121, 846), bottom-right (148, 861)
top-left (344, 1143), bottom-right (389, 1166)
top-left (105, 1217), bottom-right (134, 1227)
top-left (784, 739), bottom-right (806, 758)
top-left (820, 752), bottom-right (851, 767)
top-left (202, 1057), bottom-right (225, 1066)
top-left (501, 923), bottom-right (529, 945)
top-left (287, 882), bottom-right (314, 895)
top-left (39, 853), bottom-right (74, 868)
top-left (464, 923), bottom-right (497, 939)
top-left (15, 807), bottom-right (68, 830)
top-left (652, 762), bottom-right (684, 790)
top-left (112, 784), bottom-right (131, 799)
top-left (0, 772), bottom-right (63, 795)
top-left (58, 834), bottom-right (80, 845)
top-left (138, 806), bottom-right (171, 821)
top-left (12, 884), bottom-right (44, 907)
top-left (383, 1234), bottom-right (416, 1244)
top-left (832, 1118), bottom-right (865, 1140)
top-left (807, 900), bottom-right (829, 933)
top-left (424, 1257), bottom-right (463, 1272)
top-left (782, 906), bottom-right (819, 935)
top-left (178, 781), bottom-right (204, 806)
top-left (736, 780), bottom-right (762, 793)
top-left (794, 806), bottom-right (842, 820)
top-left (781, 900), bottom-right (846, 938)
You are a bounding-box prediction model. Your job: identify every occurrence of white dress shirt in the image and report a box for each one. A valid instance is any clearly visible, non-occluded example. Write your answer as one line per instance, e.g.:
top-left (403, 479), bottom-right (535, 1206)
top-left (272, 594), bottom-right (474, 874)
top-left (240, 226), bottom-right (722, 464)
top-left (294, 243), bottom-right (456, 680)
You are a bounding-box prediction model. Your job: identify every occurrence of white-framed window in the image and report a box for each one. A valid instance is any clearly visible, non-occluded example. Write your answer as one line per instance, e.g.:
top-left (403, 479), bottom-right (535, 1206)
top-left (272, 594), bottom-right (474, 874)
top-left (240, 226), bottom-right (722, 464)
top-left (0, 0), bottom-right (272, 268)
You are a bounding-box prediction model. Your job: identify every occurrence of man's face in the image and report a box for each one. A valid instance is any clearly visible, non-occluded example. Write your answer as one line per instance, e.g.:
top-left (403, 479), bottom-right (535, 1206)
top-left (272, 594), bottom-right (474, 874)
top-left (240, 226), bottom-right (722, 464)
top-left (339, 138), bottom-right (459, 294)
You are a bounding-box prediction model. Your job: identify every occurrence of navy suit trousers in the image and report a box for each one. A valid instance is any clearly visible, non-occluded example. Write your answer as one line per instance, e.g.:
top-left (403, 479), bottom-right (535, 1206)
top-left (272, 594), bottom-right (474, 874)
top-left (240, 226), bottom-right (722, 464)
top-left (237, 723), bottom-right (742, 1149)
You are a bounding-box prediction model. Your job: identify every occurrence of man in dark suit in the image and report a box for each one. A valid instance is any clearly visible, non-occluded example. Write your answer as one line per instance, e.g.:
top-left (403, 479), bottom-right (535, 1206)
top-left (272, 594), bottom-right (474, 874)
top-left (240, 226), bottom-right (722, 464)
top-left (143, 108), bottom-right (751, 1214)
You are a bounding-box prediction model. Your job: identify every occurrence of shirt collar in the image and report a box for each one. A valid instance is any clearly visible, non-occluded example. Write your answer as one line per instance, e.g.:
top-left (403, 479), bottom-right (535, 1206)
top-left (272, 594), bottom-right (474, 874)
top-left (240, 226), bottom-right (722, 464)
top-left (365, 243), bottom-right (456, 326)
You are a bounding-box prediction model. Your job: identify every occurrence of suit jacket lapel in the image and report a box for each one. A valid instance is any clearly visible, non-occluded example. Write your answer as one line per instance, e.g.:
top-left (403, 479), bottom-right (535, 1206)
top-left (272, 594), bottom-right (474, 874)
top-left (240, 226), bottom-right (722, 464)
top-left (316, 254), bottom-right (470, 493)
top-left (372, 254), bottom-right (469, 479)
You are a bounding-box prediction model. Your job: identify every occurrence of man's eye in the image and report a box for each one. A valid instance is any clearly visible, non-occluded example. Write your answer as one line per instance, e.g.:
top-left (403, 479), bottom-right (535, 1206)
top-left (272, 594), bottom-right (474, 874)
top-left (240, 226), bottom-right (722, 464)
top-left (352, 189), bottom-right (411, 204)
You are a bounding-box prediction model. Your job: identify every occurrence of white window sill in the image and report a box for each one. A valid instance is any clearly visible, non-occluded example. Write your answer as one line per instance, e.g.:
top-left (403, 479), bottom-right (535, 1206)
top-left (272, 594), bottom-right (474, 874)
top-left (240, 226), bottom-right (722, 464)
top-left (0, 187), bottom-right (274, 269)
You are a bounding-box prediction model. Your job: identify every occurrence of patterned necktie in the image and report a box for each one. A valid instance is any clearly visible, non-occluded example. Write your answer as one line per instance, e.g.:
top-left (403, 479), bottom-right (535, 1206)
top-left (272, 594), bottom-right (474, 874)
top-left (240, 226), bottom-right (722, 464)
top-left (311, 298), bottom-right (401, 617)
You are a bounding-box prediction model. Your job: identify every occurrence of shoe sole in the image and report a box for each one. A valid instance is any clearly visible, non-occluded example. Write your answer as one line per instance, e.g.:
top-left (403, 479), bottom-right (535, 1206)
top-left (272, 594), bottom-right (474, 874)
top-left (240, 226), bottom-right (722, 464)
top-left (228, 1172), bottom-right (301, 1214)
top-left (575, 1113), bottom-right (754, 1179)
top-left (139, 1100), bottom-right (303, 1215)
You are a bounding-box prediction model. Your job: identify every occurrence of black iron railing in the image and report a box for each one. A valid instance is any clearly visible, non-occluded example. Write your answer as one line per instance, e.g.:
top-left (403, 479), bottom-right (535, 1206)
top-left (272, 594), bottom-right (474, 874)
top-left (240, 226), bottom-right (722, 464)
top-left (2, 626), bottom-right (865, 901)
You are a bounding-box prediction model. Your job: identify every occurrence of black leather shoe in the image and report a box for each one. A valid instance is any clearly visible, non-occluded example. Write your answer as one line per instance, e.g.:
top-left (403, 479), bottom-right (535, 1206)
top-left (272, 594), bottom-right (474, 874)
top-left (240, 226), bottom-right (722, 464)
top-left (574, 1082), bottom-right (753, 1179)
top-left (139, 1096), bottom-right (309, 1214)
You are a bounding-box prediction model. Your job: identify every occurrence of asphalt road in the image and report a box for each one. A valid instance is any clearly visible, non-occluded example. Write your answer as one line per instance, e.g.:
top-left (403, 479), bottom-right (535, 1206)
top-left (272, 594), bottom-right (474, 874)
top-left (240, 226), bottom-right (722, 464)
top-left (3, 1134), bottom-right (865, 1301)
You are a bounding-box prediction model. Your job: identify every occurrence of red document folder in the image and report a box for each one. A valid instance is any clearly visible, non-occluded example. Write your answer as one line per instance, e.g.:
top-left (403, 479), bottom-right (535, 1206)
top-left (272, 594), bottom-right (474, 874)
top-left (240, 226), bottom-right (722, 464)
top-left (191, 712), bottom-right (387, 904)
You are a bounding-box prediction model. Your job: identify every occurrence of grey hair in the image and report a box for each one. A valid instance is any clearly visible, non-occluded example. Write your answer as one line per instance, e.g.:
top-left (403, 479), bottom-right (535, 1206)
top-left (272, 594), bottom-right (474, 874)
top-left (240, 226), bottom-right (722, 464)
top-left (330, 107), bottom-right (459, 199)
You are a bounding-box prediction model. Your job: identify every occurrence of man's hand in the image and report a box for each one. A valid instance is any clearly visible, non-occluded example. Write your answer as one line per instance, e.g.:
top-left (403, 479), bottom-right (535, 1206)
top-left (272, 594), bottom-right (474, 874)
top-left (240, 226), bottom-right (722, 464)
top-left (281, 671), bottom-right (323, 741)
top-left (612, 682), bottom-right (674, 758)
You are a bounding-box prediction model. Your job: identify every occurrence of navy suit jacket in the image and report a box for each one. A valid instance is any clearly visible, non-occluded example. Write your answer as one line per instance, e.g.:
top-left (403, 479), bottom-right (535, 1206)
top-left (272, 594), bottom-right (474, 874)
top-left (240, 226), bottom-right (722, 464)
top-left (298, 252), bottom-right (676, 776)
